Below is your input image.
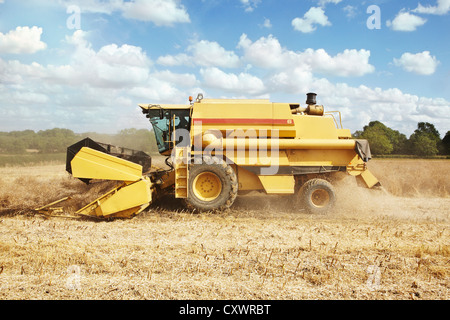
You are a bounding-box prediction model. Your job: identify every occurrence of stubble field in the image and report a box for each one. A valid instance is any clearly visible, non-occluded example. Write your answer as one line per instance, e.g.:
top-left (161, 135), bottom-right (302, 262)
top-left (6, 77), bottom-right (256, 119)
top-left (0, 159), bottom-right (448, 300)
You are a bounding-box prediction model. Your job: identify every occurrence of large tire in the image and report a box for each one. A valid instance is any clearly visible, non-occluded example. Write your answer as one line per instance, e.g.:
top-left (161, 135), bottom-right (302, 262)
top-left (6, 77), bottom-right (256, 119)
top-left (298, 178), bottom-right (336, 214)
top-left (185, 157), bottom-right (238, 212)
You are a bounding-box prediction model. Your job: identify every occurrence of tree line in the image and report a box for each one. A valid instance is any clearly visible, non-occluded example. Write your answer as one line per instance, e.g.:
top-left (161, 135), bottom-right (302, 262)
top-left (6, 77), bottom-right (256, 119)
top-left (0, 122), bottom-right (449, 157)
top-left (353, 121), bottom-right (449, 156)
top-left (0, 128), bottom-right (158, 155)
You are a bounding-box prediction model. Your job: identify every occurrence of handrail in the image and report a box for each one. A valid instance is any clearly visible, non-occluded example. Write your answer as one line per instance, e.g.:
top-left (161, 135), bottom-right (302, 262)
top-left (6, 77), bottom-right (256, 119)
top-left (324, 111), bottom-right (343, 129)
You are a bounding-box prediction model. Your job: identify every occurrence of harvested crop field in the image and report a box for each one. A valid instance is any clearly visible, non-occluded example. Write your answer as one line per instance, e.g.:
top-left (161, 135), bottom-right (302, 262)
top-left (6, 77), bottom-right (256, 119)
top-left (0, 159), bottom-right (448, 300)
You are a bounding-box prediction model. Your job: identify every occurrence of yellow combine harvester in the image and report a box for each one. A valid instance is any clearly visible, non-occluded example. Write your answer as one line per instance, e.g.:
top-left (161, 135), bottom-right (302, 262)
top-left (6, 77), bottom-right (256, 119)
top-left (63, 93), bottom-right (380, 219)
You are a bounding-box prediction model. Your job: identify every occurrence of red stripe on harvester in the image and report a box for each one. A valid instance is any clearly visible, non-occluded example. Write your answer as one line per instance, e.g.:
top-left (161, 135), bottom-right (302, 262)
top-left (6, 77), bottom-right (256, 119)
top-left (194, 118), bottom-right (293, 125)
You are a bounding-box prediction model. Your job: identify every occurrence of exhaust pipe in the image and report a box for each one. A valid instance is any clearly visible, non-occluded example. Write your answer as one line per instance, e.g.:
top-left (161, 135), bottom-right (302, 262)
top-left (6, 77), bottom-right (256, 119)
top-left (291, 93), bottom-right (324, 116)
top-left (306, 92), bottom-right (317, 105)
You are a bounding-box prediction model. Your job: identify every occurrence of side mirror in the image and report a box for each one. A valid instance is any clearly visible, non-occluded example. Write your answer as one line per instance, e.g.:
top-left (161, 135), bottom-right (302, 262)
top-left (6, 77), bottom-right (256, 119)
top-left (160, 109), bottom-right (164, 120)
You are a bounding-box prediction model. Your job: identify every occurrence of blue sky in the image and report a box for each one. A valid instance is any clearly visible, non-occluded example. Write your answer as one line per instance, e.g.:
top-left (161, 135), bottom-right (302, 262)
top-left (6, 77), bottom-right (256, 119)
top-left (0, 0), bottom-right (449, 137)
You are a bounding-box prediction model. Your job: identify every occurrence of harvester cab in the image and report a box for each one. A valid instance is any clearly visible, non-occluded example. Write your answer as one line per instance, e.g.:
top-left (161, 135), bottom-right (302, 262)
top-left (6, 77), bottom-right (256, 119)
top-left (51, 93), bottom-right (380, 219)
top-left (140, 104), bottom-right (191, 156)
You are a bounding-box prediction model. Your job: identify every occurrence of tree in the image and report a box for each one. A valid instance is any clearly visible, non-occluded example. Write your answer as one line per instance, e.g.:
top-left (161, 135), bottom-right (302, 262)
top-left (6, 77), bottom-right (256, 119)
top-left (0, 128), bottom-right (160, 155)
top-left (415, 122), bottom-right (440, 140)
top-left (409, 122), bottom-right (441, 157)
top-left (409, 133), bottom-right (439, 156)
top-left (359, 128), bottom-right (393, 155)
top-left (354, 121), bottom-right (396, 155)
top-left (364, 121), bottom-right (408, 154)
top-left (441, 131), bottom-right (450, 155)
top-left (37, 128), bottom-right (78, 153)
top-left (0, 135), bottom-right (26, 154)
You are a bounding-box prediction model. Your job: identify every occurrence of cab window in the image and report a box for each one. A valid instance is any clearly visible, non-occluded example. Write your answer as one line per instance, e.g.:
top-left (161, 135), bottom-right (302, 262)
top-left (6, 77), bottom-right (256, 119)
top-left (147, 109), bottom-right (190, 154)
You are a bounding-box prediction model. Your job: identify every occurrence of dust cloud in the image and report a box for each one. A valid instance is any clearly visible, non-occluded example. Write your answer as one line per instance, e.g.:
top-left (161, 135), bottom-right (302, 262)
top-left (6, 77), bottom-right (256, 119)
top-left (333, 176), bottom-right (449, 222)
top-left (229, 174), bottom-right (449, 223)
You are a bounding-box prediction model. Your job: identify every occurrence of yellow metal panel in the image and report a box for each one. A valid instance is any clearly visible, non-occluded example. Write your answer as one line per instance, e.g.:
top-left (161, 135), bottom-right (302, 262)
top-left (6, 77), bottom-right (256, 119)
top-left (358, 169), bottom-right (379, 189)
top-left (71, 147), bottom-right (143, 182)
top-left (337, 129), bottom-right (352, 138)
top-left (287, 149), bottom-right (356, 166)
top-left (104, 206), bottom-right (149, 219)
top-left (346, 155), bottom-right (367, 176)
top-left (95, 179), bottom-right (151, 216)
top-left (194, 100), bottom-right (272, 120)
top-left (272, 103), bottom-right (296, 137)
top-left (236, 166), bottom-right (264, 191)
top-left (76, 178), bottom-right (152, 218)
top-left (346, 155), bottom-right (380, 188)
top-left (272, 103), bottom-right (293, 118)
top-left (293, 116), bottom-right (338, 139)
top-left (191, 100), bottom-right (296, 138)
top-left (258, 175), bottom-right (295, 194)
top-left (225, 150), bottom-right (290, 167)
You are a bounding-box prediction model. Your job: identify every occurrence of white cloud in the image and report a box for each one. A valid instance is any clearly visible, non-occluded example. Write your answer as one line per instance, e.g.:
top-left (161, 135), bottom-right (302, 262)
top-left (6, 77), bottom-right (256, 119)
top-left (413, 0), bottom-right (450, 15)
top-left (317, 0), bottom-right (342, 6)
top-left (188, 41), bottom-right (240, 68)
top-left (0, 30), bottom-right (193, 99)
top-left (343, 5), bottom-right (357, 19)
top-left (57, 0), bottom-right (190, 26)
top-left (152, 70), bottom-right (199, 87)
top-left (262, 18), bottom-right (272, 28)
top-left (305, 81), bottom-right (450, 136)
top-left (386, 11), bottom-right (427, 31)
top-left (200, 67), bottom-right (265, 95)
top-left (237, 34), bottom-right (287, 69)
top-left (96, 43), bottom-right (150, 68)
top-left (302, 48), bottom-right (375, 77)
top-left (121, 0), bottom-right (190, 26)
top-left (393, 51), bottom-right (440, 75)
top-left (127, 78), bottom-right (185, 101)
top-left (233, 34), bottom-right (449, 135)
top-left (60, 31), bottom-right (199, 100)
top-left (0, 26), bottom-right (47, 54)
top-left (51, 30), bottom-right (152, 88)
top-left (0, 27), bottom-right (448, 136)
top-left (57, 0), bottom-right (122, 14)
top-left (156, 53), bottom-right (191, 67)
top-left (240, 0), bottom-right (261, 12)
top-left (0, 31), bottom-right (153, 94)
top-left (268, 68), bottom-right (315, 95)
top-left (0, 30), bottom-right (201, 132)
top-left (238, 34), bottom-right (375, 77)
top-left (292, 7), bottom-right (331, 33)
top-left (157, 40), bottom-right (240, 68)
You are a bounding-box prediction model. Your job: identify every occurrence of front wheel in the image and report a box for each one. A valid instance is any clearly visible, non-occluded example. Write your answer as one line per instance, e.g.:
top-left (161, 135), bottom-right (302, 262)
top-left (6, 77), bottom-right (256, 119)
top-left (298, 178), bottom-right (336, 214)
top-left (185, 158), bottom-right (238, 212)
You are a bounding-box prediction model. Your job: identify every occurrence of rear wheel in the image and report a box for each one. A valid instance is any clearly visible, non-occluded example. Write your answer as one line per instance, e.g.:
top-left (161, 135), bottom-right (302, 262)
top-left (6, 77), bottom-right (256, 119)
top-left (185, 157), bottom-right (238, 212)
top-left (298, 178), bottom-right (336, 214)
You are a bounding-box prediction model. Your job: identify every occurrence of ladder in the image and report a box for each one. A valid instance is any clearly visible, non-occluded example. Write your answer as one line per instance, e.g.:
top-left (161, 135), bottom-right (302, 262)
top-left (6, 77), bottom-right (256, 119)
top-left (174, 146), bottom-right (190, 198)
